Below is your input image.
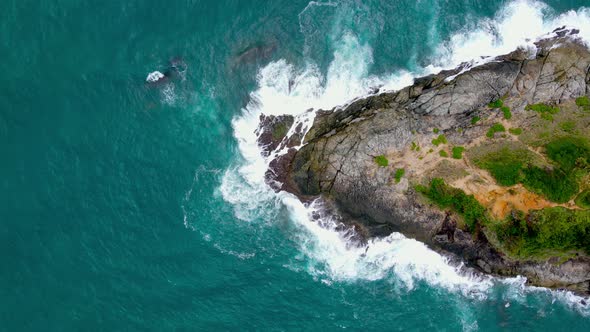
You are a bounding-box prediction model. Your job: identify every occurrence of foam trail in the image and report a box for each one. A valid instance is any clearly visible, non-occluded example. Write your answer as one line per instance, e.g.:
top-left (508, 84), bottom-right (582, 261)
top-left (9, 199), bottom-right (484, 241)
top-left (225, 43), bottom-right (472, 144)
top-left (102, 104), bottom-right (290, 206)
top-left (221, 0), bottom-right (590, 304)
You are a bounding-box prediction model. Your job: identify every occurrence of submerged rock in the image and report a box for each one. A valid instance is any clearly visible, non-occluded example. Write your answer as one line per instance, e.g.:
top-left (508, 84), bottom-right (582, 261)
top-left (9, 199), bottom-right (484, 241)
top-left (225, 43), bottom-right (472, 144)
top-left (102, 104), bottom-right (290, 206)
top-left (258, 30), bottom-right (590, 295)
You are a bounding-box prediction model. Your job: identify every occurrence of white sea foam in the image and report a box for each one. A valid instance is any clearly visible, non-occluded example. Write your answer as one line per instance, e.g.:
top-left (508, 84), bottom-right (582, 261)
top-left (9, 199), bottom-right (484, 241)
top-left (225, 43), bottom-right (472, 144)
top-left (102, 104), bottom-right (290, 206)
top-left (220, 0), bottom-right (590, 304)
top-left (146, 70), bottom-right (165, 82)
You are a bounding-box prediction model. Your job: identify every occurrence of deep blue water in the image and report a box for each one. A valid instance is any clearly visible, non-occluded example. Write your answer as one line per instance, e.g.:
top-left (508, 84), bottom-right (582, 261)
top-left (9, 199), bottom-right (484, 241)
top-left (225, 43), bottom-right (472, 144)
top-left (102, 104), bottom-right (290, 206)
top-left (2, 0), bottom-right (590, 330)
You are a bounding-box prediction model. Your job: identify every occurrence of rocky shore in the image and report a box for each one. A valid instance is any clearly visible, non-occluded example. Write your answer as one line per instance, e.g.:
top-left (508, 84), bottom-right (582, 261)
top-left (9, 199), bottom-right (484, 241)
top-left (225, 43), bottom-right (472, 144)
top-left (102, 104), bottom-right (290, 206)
top-left (257, 28), bottom-right (590, 295)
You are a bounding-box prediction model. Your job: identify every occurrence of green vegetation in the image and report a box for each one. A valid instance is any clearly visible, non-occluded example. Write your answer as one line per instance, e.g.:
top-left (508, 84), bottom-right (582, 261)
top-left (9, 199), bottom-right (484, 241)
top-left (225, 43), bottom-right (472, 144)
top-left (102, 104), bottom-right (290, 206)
top-left (526, 102), bottom-right (559, 122)
top-left (509, 128), bottom-right (522, 135)
top-left (540, 112), bottom-right (554, 121)
top-left (488, 99), bottom-right (504, 108)
top-left (417, 179), bottom-right (590, 257)
top-left (271, 123), bottom-right (289, 140)
top-left (545, 136), bottom-right (590, 172)
top-left (575, 190), bottom-right (590, 209)
top-left (521, 167), bottom-right (579, 203)
top-left (452, 146), bottom-right (465, 159)
top-left (501, 106), bottom-right (512, 120)
top-left (486, 123), bottom-right (506, 138)
top-left (473, 147), bottom-right (529, 186)
top-left (411, 141), bottom-right (420, 151)
top-left (433, 128), bottom-right (439, 134)
top-left (560, 121), bottom-right (576, 133)
top-left (525, 103), bottom-right (560, 114)
top-left (394, 168), bottom-right (405, 183)
top-left (576, 96), bottom-right (590, 111)
top-left (374, 155), bottom-right (389, 167)
top-left (431, 134), bottom-right (447, 146)
top-left (439, 150), bottom-right (448, 158)
top-left (471, 116), bottom-right (481, 125)
top-left (416, 178), bottom-right (487, 231)
top-left (493, 207), bottom-right (590, 257)
top-left (471, 138), bottom-right (588, 203)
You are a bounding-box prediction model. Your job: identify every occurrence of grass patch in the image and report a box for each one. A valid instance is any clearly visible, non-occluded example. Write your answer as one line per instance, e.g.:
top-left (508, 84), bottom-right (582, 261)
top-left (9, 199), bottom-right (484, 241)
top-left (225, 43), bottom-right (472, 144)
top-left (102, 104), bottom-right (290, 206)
top-left (494, 207), bottom-right (590, 257)
top-left (471, 142), bottom-right (580, 202)
top-left (545, 136), bottom-right (590, 172)
top-left (439, 150), bottom-right (449, 158)
top-left (559, 121), bottom-right (576, 133)
top-left (526, 103), bottom-right (560, 116)
top-left (411, 141), bottom-right (420, 151)
top-left (540, 112), bottom-right (554, 122)
top-left (452, 146), bottom-right (465, 159)
top-left (488, 99), bottom-right (504, 108)
top-left (374, 155), bottom-right (389, 167)
top-left (394, 168), bottom-right (405, 183)
top-left (509, 128), bottom-right (522, 135)
top-left (432, 134), bottom-right (448, 146)
top-left (501, 106), bottom-right (512, 120)
top-left (416, 178), bottom-right (487, 231)
top-left (473, 147), bottom-right (529, 186)
top-left (521, 167), bottom-right (579, 203)
top-left (433, 128), bottom-right (439, 134)
top-left (575, 190), bottom-right (590, 209)
top-left (471, 116), bottom-right (481, 125)
top-left (576, 96), bottom-right (590, 111)
top-left (486, 123), bottom-right (506, 138)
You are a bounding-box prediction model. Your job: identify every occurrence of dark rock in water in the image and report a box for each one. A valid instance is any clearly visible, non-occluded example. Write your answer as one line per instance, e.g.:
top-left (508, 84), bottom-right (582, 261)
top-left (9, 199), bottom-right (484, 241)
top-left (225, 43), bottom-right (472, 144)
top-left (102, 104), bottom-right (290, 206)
top-left (234, 42), bottom-right (277, 67)
top-left (257, 29), bottom-right (590, 295)
top-left (256, 114), bottom-right (294, 157)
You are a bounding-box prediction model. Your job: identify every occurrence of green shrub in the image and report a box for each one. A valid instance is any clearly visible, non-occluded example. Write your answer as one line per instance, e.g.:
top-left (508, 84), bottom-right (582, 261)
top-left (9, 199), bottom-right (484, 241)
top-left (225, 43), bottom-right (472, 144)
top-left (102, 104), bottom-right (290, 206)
top-left (439, 150), bottom-right (449, 158)
top-left (474, 147), bottom-right (527, 186)
top-left (488, 99), bottom-right (504, 108)
top-left (411, 141), bottom-right (420, 151)
top-left (416, 178), bottom-right (487, 231)
top-left (492, 207), bottom-right (590, 256)
top-left (394, 168), bottom-right (405, 183)
top-left (486, 123), bottom-right (506, 138)
top-left (471, 116), bottom-right (481, 125)
top-left (374, 155), bottom-right (389, 167)
top-left (575, 96), bottom-right (590, 111)
top-left (433, 128), bottom-right (439, 134)
top-left (431, 134), bottom-right (447, 146)
top-left (575, 190), bottom-right (590, 209)
top-left (509, 128), bottom-right (523, 135)
top-left (540, 112), bottom-right (554, 121)
top-left (525, 103), bottom-right (560, 114)
top-left (560, 121), bottom-right (576, 133)
top-left (545, 137), bottom-right (590, 172)
top-left (521, 167), bottom-right (579, 203)
top-left (452, 146), bottom-right (465, 159)
top-left (501, 106), bottom-right (512, 120)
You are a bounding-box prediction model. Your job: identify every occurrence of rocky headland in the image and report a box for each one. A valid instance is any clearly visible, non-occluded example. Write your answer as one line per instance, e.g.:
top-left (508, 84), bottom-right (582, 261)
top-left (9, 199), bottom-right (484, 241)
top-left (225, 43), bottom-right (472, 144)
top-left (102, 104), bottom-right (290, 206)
top-left (257, 28), bottom-right (590, 295)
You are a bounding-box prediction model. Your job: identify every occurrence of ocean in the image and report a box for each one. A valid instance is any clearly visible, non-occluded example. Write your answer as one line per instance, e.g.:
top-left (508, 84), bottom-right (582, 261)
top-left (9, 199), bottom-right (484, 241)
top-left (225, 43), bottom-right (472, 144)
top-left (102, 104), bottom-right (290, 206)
top-left (2, 0), bottom-right (590, 330)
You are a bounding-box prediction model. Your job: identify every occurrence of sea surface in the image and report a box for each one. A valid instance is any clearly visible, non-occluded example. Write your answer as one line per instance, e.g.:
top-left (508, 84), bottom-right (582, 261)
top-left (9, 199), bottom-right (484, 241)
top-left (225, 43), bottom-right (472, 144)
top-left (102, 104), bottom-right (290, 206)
top-left (2, 0), bottom-right (590, 330)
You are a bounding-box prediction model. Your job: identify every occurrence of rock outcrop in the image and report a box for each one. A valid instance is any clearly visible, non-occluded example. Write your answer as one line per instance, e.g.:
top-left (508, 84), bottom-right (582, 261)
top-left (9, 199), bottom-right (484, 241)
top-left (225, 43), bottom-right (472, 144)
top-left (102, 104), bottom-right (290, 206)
top-left (258, 29), bottom-right (590, 294)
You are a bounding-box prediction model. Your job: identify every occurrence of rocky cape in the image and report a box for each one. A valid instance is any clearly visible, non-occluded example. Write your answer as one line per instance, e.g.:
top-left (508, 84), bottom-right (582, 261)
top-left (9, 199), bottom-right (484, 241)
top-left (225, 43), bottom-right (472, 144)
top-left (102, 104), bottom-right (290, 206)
top-left (257, 28), bottom-right (590, 295)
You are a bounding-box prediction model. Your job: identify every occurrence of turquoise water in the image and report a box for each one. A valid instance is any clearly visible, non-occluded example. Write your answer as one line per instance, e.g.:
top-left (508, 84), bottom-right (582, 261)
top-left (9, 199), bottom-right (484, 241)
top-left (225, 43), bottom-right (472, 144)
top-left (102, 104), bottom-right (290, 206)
top-left (2, 0), bottom-right (590, 330)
